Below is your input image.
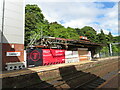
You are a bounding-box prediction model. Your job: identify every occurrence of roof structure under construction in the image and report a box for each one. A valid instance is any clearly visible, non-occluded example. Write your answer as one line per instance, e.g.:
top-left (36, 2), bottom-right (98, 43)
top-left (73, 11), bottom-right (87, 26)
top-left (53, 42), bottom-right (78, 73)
top-left (28, 36), bottom-right (103, 50)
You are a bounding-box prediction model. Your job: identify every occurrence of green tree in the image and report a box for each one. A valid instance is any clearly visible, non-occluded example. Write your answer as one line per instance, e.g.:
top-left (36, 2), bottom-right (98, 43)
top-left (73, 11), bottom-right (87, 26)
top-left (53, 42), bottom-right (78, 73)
top-left (112, 45), bottom-right (119, 53)
top-left (107, 32), bottom-right (113, 43)
top-left (80, 26), bottom-right (97, 42)
top-left (113, 35), bottom-right (120, 43)
top-left (49, 22), bottom-right (67, 38)
top-left (48, 22), bottom-right (79, 40)
top-left (100, 46), bottom-right (109, 53)
top-left (25, 4), bottom-right (49, 46)
top-left (66, 27), bottom-right (79, 40)
top-left (75, 28), bottom-right (85, 36)
top-left (97, 29), bottom-right (107, 44)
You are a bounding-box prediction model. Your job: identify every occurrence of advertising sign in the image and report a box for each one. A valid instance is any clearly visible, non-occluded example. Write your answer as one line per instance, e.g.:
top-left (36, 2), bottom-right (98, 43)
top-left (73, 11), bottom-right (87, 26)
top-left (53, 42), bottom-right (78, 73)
top-left (43, 49), bottom-right (65, 64)
top-left (52, 49), bottom-right (65, 63)
top-left (27, 49), bottom-right (66, 67)
top-left (27, 49), bottom-right (43, 67)
top-left (42, 49), bottom-right (54, 65)
top-left (51, 49), bottom-right (65, 56)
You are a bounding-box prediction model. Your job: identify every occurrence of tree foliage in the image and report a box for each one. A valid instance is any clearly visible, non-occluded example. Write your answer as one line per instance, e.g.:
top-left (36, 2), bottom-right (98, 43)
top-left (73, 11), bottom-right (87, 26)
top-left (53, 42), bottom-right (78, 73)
top-left (97, 30), bottom-right (107, 44)
top-left (25, 4), bottom-right (46, 46)
top-left (79, 26), bottom-right (97, 42)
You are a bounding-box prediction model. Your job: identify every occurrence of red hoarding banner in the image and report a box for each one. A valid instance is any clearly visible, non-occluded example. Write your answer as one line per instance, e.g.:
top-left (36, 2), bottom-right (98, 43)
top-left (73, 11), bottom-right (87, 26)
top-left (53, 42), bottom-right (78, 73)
top-left (27, 49), bottom-right (66, 67)
top-left (50, 49), bottom-right (65, 63)
top-left (42, 49), bottom-right (54, 65)
top-left (42, 49), bottom-right (65, 65)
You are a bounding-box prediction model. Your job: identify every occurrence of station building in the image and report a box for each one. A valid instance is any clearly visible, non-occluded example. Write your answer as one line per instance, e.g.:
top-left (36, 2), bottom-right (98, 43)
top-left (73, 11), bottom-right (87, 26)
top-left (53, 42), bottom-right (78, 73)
top-left (0, 0), bottom-right (25, 70)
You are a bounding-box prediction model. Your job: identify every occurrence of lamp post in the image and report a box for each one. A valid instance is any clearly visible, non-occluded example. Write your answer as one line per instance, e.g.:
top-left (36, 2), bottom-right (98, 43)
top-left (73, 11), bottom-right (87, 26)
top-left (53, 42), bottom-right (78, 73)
top-left (109, 43), bottom-right (112, 56)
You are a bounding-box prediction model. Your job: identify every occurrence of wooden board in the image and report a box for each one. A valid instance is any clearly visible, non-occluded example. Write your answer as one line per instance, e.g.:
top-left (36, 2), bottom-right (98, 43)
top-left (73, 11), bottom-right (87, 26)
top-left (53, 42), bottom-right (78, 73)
top-left (78, 50), bottom-right (88, 61)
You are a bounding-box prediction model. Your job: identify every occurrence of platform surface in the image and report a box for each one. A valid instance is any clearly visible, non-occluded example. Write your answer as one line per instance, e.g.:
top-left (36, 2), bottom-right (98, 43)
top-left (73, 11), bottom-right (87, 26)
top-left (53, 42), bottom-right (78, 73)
top-left (0, 56), bottom-right (119, 78)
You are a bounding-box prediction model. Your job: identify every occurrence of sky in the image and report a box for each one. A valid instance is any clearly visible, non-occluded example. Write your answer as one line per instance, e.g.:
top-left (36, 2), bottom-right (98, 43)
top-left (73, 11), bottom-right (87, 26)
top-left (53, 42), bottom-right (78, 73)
top-left (25, 0), bottom-right (119, 36)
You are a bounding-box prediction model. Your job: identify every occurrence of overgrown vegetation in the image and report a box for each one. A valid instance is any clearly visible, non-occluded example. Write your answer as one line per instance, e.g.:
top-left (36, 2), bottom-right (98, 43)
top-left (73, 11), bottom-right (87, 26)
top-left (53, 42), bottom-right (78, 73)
top-left (25, 4), bottom-right (120, 55)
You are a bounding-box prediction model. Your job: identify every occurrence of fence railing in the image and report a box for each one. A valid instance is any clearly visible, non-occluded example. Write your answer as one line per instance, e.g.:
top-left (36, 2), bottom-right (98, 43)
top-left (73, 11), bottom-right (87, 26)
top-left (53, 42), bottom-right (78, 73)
top-left (99, 52), bottom-right (120, 58)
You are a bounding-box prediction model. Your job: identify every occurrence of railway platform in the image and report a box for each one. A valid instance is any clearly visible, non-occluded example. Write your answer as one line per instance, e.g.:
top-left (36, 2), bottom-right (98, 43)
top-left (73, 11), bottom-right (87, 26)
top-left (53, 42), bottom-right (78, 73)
top-left (1, 56), bottom-right (118, 78)
top-left (1, 56), bottom-right (119, 88)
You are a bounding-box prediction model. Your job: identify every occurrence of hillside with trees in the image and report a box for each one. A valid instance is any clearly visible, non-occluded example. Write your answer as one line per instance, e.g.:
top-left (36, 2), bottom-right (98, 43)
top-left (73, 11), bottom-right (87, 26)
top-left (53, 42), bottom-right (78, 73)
top-left (25, 4), bottom-right (120, 55)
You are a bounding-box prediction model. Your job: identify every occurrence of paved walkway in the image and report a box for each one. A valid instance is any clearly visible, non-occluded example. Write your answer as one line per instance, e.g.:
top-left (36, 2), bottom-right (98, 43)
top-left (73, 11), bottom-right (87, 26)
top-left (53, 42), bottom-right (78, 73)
top-left (0, 56), bottom-right (119, 78)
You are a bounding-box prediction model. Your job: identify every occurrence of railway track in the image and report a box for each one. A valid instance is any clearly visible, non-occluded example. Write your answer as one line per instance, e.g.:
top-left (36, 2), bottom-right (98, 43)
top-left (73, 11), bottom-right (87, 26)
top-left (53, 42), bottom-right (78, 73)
top-left (73, 77), bottom-right (105, 89)
top-left (23, 59), bottom-right (119, 89)
top-left (47, 60), bottom-right (118, 87)
top-left (73, 70), bottom-right (119, 89)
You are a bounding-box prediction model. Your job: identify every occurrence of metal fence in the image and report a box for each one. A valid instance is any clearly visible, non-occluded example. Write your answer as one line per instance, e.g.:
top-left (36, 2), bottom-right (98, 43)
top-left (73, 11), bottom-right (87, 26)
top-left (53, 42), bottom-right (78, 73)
top-left (99, 52), bottom-right (120, 58)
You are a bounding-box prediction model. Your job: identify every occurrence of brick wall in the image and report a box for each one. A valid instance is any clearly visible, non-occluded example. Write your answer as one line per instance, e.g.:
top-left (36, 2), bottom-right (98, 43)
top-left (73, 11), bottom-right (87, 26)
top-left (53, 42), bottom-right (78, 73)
top-left (2, 43), bottom-right (24, 70)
